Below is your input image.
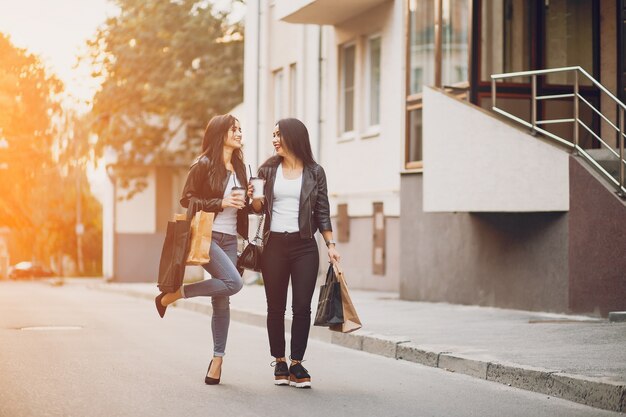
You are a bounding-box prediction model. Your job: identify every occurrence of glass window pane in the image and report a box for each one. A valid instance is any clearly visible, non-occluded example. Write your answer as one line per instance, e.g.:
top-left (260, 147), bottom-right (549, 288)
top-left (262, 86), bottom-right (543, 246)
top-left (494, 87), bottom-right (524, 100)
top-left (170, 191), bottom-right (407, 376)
top-left (442, 0), bottom-right (469, 86)
top-left (345, 91), bottom-right (354, 132)
top-left (543, 99), bottom-right (595, 148)
top-left (369, 36), bottom-right (381, 126)
top-left (623, 3), bottom-right (626, 102)
top-left (480, 95), bottom-right (530, 124)
top-left (409, 0), bottom-right (435, 95)
top-left (344, 45), bottom-right (355, 89)
top-left (408, 108), bottom-right (423, 162)
top-left (289, 63), bottom-right (297, 117)
top-left (342, 44), bottom-right (356, 133)
top-left (545, 0), bottom-right (593, 85)
top-left (273, 69), bottom-right (283, 122)
top-left (481, 0), bottom-right (532, 83)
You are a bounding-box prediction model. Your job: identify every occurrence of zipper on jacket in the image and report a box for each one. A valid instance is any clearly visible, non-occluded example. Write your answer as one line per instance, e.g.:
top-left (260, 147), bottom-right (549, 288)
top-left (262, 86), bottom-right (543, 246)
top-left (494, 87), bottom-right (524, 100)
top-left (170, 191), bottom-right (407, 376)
top-left (308, 197), bottom-right (313, 239)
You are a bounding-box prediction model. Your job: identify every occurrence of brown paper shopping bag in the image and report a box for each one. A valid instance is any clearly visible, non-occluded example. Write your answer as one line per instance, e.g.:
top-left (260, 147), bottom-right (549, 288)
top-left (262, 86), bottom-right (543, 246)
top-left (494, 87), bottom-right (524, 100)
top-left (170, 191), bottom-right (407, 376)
top-left (329, 263), bottom-right (362, 333)
top-left (174, 210), bottom-right (214, 265)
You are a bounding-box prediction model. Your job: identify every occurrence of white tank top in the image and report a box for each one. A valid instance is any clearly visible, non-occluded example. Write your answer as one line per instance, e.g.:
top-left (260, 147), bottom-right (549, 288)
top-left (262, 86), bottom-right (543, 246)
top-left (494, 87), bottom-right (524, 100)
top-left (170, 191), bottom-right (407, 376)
top-left (211, 172), bottom-right (238, 236)
top-left (270, 164), bottom-right (302, 233)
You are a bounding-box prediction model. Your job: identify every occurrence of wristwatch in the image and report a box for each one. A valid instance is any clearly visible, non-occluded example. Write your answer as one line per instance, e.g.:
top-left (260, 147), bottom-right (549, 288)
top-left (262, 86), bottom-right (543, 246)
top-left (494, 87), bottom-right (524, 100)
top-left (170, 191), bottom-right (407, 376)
top-left (325, 240), bottom-right (336, 248)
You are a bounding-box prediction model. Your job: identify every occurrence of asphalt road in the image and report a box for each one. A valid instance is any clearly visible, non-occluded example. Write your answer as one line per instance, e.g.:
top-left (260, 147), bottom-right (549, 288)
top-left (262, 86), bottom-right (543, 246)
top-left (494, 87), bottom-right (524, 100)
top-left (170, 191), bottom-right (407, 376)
top-left (0, 281), bottom-right (620, 417)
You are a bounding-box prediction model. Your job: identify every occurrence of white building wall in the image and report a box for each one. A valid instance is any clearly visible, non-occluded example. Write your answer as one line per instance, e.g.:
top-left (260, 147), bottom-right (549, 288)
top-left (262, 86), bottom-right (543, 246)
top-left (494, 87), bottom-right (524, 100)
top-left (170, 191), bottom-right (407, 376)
top-left (245, 2), bottom-right (324, 167)
top-left (423, 87), bottom-right (570, 212)
top-left (321, 1), bottom-right (402, 217)
top-left (244, 0), bottom-right (403, 291)
top-left (115, 169), bottom-right (157, 233)
top-left (243, 0), bottom-right (261, 168)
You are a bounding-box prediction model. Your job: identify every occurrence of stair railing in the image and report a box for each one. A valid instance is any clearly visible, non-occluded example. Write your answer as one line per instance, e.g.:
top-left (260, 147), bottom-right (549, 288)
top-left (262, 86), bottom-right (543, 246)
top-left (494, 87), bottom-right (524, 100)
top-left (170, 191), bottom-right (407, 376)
top-left (491, 66), bottom-right (626, 198)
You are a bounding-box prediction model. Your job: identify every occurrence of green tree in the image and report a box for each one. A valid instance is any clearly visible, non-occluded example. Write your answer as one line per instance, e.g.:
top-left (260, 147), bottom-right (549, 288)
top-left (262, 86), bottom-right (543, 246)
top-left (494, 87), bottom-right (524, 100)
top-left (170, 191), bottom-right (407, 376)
top-left (0, 33), bottom-right (102, 275)
top-left (0, 32), bottom-right (62, 228)
top-left (86, 0), bottom-right (244, 196)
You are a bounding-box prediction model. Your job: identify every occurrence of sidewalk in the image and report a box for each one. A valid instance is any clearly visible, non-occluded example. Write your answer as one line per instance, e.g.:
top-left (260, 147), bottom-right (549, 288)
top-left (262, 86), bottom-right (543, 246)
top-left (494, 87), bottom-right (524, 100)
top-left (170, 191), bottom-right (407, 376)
top-left (89, 279), bottom-right (626, 413)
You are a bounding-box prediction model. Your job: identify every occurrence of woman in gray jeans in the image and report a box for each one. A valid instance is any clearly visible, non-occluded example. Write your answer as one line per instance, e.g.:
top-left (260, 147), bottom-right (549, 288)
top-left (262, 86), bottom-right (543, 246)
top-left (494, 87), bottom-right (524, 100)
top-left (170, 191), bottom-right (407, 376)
top-left (155, 114), bottom-right (253, 385)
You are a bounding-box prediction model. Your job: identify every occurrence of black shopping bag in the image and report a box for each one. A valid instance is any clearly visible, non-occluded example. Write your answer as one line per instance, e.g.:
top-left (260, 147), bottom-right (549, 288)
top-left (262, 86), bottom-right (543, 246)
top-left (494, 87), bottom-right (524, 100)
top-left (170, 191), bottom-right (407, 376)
top-left (237, 214), bottom-right (264, 272)
top-left (313, 264), bottom-right (344, 327)
top-left (157, 204), bottom-right (194, 293)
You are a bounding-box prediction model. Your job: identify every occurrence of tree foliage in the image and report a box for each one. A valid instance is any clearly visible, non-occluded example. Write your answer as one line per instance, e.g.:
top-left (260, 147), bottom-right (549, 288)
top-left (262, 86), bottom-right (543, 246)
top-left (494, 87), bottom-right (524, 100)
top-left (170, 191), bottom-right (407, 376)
top-left (0, 33), bottom-right (62, 228)
top-left (85, 0), bottom-right (244, 195)
top-left (0, 33), bottom-right (102, 274)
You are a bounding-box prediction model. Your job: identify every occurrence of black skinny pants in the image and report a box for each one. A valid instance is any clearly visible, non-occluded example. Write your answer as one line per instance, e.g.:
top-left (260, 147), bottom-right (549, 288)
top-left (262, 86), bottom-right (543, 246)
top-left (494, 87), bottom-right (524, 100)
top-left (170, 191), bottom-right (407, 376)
top-left (261, 231), bottom-right (319, 361)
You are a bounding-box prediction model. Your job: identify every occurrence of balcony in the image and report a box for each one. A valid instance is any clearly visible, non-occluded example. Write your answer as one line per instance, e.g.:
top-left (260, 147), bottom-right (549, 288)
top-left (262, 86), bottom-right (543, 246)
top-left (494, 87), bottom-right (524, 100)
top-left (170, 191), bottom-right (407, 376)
top-left (275, 0), bottom-right (389, 25)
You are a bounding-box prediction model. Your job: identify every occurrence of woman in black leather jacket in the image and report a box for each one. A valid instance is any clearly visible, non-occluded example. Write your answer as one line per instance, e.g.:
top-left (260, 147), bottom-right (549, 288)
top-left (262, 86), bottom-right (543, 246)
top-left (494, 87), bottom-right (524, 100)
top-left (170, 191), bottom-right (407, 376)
top-left (251, 118), bottom-right (340, 389)
top-left (155, 114), bottom-right (249, 385)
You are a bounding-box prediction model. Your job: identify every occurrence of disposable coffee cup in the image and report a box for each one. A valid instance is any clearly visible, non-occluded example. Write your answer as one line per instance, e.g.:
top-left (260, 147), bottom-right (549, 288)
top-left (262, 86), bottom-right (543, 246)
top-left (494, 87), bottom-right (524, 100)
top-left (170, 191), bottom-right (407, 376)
top-left (250, 177), bottom-right (264, 199)
top-left (231, 186), bottom-right (246, 203)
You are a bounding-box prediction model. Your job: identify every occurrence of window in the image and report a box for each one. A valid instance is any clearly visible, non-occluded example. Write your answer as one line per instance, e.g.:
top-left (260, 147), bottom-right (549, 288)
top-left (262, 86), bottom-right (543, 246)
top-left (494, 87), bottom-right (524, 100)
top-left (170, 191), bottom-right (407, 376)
top-left (407, 107), bottom-right (423, 164)
top-left (441, 0), bottom-right (469, 87)
top-left (340, 43), bottom-right (356, 134)
top-left (545, 0), bottom-right (594, 86)
top-left (481, 0), bottom-right (532, 83)
top-left (408, 0), bottom-right (436, 96)
top-left (289, 63), bottom-right (297, 117)
top-left (405, 0), bottom-right (436, 168)
top-left (405, 0), bottom-right (470, 169)
top-left (272, 69), bottom-right (284, 122)
top-left (367, 35), bottom-right (382, 127)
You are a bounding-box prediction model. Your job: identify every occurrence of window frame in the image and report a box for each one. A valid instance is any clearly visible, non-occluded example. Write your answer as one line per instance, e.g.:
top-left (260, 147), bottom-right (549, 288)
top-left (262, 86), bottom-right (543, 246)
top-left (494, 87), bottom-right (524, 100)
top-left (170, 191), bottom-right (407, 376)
top-left (404, 0), bottom-right (472, 170)
top-left (272, 68), bottom-right (284, 123)
top-left (289, 63), bottom-right (297, 117)
top-left (365, 33), bottom-right (382, 135)
top-left (339, 42), bottom-right (357, 141)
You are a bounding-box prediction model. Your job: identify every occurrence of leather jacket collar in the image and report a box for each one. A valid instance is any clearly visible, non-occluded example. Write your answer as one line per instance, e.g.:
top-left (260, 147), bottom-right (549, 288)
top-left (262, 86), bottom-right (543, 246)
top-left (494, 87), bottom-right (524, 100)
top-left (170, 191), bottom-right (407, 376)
top-left (258, 160), bottom-right (332, 243)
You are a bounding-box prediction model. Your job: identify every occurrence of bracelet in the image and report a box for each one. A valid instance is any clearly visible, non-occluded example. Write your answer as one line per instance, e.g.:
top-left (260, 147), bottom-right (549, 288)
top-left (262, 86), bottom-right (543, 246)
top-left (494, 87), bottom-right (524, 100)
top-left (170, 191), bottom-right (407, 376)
top-left (325, 240), bottom-right (336, 248)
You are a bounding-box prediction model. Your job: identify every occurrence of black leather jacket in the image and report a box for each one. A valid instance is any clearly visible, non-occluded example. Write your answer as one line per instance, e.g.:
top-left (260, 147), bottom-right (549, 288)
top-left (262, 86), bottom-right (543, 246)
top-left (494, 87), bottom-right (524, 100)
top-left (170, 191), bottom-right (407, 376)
top-left (180, 156), bottom-right (249, 240)
top-left (256, 157), bottom-right (332, 244)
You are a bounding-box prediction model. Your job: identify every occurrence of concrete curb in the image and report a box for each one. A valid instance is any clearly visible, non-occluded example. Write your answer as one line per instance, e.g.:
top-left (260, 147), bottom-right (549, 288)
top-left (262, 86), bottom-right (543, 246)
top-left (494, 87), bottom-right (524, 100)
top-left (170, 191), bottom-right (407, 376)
top-left (95, 284), bottom-right (626, 413)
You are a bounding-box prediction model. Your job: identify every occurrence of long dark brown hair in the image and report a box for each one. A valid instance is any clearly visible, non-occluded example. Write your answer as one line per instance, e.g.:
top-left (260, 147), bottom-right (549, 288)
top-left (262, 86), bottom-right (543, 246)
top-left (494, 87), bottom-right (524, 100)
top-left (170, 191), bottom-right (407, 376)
top-left (260, 118), bottom-right (316, 169)
top-left (200, 114), bottom-right (246, 188)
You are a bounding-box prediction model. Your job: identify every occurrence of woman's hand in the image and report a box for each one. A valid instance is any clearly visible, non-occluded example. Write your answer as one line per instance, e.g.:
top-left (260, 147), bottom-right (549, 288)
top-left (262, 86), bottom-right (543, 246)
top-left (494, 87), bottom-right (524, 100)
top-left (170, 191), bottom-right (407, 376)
top-left (222, 192), bottom-right (246, 210)
top-left (327, 246), bottom-right (341, 264)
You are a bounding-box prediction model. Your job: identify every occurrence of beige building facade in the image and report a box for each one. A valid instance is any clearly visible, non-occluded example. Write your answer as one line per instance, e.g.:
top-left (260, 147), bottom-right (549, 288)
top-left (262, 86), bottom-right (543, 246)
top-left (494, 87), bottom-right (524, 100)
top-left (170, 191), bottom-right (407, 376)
top-left (244, 0), bottom-right (626, 315)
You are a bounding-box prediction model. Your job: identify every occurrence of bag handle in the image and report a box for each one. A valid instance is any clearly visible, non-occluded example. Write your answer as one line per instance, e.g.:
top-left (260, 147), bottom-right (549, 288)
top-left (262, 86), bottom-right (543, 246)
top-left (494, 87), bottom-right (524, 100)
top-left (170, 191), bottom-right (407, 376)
top-left (332, 261), bottom-right (344, 277)
top-left (325, 263), bottom-right (339, 285)
top-left (186, 198), bottom-right (200, 221)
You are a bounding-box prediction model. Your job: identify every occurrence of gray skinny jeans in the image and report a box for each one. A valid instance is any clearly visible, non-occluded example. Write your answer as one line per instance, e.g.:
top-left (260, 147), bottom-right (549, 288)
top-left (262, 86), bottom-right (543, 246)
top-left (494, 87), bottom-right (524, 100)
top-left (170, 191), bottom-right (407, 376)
top-left (180, 231), bottom-right (243, 357)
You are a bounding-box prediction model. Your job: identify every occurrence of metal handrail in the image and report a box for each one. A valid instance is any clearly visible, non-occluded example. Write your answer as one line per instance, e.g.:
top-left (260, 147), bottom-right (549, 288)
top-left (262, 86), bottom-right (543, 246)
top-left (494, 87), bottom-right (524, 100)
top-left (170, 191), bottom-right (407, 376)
top-left (491, 66), bottom-right (626, 197)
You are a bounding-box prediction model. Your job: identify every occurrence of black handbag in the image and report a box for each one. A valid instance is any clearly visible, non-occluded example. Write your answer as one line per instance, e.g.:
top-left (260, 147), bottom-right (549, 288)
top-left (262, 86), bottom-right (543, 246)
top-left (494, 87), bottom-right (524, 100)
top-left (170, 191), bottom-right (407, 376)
top-left (157, 202), bottom-right (196, 293)
top-left (237, 214), bottom-right (264, 272)
top-left (314, 264), bottom-right (344, 327)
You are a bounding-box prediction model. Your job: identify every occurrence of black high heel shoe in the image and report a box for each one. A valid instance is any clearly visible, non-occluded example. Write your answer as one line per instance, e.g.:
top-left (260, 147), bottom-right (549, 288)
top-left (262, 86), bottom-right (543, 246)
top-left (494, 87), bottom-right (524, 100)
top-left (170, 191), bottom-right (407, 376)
top-left (155, 292), bottom-right (167, 318)
top-left (205, 360), bottom-right (222, 385)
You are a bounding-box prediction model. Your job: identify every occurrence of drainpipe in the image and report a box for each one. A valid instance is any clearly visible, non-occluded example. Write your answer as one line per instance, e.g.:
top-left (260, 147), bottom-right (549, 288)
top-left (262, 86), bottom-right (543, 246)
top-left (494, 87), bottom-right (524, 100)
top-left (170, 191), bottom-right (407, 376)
top-left (317, 25), bottom-right (323, 161)
top-left (316, 25), bottom-right (324, 276)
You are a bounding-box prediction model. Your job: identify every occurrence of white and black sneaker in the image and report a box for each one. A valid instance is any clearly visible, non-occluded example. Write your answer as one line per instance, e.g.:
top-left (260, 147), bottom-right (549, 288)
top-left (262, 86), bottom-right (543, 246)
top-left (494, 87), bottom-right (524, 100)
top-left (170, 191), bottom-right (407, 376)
top-left (289, 362), bottom-right (311, 388)
top-left (272, 360), bottom-right (289, 386)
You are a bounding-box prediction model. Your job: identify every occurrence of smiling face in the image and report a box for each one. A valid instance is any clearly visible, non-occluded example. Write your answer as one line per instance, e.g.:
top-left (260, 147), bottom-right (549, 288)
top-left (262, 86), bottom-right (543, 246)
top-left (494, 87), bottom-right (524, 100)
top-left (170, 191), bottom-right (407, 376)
top-left (224, 119), bottom-right (242, 150)
top-left (272, 124), bottom-right (288, 157)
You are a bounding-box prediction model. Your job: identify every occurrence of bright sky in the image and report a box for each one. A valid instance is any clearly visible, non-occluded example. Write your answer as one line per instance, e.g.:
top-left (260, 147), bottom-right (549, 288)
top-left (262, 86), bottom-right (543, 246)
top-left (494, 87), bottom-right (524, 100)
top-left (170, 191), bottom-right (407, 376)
top-left (0, 0), bottom-right (244, 111)
top-left (0, 0), bottom-right (244, 199)
top-left (0, 0), bottom-right (118, 111)
top-left (0, 0), bottom-right (118, 198)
